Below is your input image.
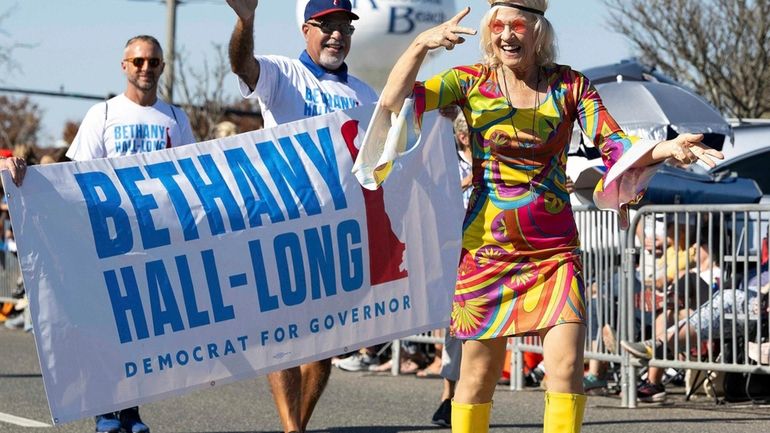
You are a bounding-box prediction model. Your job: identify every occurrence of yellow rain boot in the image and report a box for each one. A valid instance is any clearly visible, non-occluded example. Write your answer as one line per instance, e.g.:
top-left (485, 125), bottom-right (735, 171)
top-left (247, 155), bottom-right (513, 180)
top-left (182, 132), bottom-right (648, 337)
top-left (543, 391), bottom-right (586, 433)
top-left (451, 401), bottom-right (492, 433)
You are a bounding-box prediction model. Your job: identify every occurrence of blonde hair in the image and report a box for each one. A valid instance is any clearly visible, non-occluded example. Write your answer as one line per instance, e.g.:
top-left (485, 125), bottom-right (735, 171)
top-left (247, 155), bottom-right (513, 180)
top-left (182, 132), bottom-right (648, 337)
top-left (453, 113), bottom-right (468, 135)
top-left (480, 0), bottom-right (557, 68)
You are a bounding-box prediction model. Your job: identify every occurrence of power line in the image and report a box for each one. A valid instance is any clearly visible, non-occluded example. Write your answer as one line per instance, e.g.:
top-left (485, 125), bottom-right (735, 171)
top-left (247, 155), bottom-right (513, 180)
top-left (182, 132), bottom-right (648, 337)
top-left (126, 0), bottom-right (222, 4)
top-left (0, 86), bottom-right (108, 101)
top-left (0, 86), bottom-right (261, 117)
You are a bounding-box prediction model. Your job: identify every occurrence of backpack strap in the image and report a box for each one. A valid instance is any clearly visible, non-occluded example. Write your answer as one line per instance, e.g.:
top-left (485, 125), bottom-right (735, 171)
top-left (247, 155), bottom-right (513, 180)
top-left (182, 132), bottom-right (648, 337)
top-left (103, 100), bottom-right (109, 140)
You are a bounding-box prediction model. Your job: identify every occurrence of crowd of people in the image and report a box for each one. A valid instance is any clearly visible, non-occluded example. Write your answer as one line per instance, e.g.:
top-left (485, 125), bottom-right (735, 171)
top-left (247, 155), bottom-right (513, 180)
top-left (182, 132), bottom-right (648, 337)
top-left (620, 216), bottom-right (769, 403)
top-left (5, 1), bottom-right (763, 433)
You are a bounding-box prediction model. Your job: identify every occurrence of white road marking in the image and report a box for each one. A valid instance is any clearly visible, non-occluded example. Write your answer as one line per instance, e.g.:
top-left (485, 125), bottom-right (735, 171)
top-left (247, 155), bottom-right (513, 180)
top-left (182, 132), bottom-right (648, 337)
top-left (0, 412), bottom-right (51, 427)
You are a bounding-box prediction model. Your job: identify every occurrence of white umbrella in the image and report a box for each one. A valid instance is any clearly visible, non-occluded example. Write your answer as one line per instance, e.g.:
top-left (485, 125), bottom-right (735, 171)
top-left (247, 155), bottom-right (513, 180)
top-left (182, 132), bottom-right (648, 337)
top-left (567, 79), bottom-right (735, 207)
top-left (595, 80), bottom-right (733, 143)
top-left (569, 79), bottom-right (733, 154)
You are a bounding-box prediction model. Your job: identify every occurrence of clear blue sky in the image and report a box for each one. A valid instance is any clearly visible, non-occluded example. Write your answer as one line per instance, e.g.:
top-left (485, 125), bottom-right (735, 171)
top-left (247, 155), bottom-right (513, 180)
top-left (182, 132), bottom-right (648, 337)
top-left (2, 0), bottom-right (631, 146)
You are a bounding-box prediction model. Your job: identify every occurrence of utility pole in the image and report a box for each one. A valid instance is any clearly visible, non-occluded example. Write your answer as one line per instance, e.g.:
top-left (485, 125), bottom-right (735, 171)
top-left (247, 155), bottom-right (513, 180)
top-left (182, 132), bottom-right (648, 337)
top-left (164, 0), bottom-right (177, 103)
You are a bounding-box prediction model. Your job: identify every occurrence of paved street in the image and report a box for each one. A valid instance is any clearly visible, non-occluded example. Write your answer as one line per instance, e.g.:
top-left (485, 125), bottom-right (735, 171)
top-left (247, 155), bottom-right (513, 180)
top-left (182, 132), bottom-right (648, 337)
top-left (2, 328), bottom-right (770, 433)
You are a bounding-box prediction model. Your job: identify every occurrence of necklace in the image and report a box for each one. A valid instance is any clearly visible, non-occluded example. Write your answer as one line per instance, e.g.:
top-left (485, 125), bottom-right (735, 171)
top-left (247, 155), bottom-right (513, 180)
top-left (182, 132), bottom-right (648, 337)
top-left (498, 66), bottom-right (540, 198)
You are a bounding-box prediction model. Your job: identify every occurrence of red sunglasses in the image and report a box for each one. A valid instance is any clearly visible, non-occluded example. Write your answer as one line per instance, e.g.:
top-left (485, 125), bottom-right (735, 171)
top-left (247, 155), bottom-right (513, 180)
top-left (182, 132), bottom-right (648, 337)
top-left (489, 18), bottom-right (528, 35)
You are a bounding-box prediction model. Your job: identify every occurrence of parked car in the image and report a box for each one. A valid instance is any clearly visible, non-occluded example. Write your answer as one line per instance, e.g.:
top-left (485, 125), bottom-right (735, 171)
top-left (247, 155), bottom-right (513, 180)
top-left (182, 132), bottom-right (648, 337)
top-left (710, 146), bottom-right (770, 201)
top-left (707, 142), bottom-right (770, 261)
top-left (712, 120), bottom-right (770, 204)
top-left (722, 119), bottom-right (770, 162)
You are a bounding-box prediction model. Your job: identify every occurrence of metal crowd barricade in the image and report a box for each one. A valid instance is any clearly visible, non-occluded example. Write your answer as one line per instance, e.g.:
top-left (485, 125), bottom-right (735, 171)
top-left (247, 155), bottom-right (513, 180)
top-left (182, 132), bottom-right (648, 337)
top-left (394, 203), bottom-right (770, 410)
top-left (390, 331), bottom-right (444, 375)
top-left (625, 204), bottom-right (770, 408)
top-left (510, 205), bottom-right (627, 393)
top-left (396, 205), bottom-right (630, 388)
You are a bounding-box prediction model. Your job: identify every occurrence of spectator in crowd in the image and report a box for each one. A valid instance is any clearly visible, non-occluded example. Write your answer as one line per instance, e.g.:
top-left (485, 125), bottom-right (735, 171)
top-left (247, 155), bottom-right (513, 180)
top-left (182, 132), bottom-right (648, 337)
top-left (0, 153), bottom-right (27, 211)
top-left (227, 0), bottom-right (379, 431)
top-left (584, 212), bottom-right (723, 399)
top-left (213, 120), bottom-right (238, 138)
top-left (375, 1), bottom-right (721, 431)
top-left (3, 152), bottom-right (60, 332)
top-left (0, 154), bottom-right (32, 330)
top-left (582, 278), bottom-right (616, 395)
top-left (66, 34), bottom-right (195, 433)
top-left (624, 237), bottom-right (768, 367)
top-left (631, 219), bottom-right (715, 402)
top-left (0, 153), bottom-right (30, 331)
top-left (335, 344), bottom-right (392, 372)
top-left (455, 115), bottom-right (473, 205)
top-left (0, 154), bottom-right (32, 328)
top-left (0, 147), bottom-right (59, 332)
top-left (416, 331), bottom-right (447, 378)
top-left (0, 150), bottom-right (15, 255)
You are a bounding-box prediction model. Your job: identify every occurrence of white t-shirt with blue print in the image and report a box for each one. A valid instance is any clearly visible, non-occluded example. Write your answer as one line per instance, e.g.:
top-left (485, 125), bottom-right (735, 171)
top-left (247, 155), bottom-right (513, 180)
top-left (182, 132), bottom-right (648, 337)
top-left (67, 93), bottom-right (195, 161)
top-left (238, 52), bottom-right (378, 128)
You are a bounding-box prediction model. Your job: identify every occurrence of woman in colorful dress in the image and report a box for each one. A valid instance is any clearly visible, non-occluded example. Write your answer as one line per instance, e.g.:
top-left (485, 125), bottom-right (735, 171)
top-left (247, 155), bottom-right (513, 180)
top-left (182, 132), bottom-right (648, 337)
top-left (377, 1), bottom-right (723, 432)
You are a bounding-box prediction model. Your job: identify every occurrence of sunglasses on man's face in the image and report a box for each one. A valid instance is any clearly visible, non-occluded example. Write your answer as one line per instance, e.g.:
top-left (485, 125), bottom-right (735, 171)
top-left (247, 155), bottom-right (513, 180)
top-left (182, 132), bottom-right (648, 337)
top-left (306, 20), bottom-right (355, 36)
top-left (489, 18), bottom-right (528, 35)
top-left (124, 57), bottom-right (162, 68)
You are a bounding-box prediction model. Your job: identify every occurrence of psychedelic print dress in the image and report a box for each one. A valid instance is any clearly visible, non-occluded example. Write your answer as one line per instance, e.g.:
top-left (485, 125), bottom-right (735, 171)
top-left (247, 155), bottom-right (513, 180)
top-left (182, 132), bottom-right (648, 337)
top-left (413, 64), bottom-right (650, 339)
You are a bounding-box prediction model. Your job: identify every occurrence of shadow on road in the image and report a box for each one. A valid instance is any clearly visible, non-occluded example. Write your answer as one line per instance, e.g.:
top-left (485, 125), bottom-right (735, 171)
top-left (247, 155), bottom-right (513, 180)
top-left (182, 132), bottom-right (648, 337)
top-left (584, 416), bottom-right (770, 426)
top-left (187, 415), bottom-right (770, 433)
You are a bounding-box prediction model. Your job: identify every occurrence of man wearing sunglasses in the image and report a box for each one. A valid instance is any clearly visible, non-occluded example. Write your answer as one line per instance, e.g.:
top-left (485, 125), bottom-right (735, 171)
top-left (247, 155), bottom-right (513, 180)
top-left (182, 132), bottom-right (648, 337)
top-left (66, 35), bottom-right (195, 433)
top-left (67, 34), bottom-right (195, 161)
top-left (227, 1), bottom-right (377, 432)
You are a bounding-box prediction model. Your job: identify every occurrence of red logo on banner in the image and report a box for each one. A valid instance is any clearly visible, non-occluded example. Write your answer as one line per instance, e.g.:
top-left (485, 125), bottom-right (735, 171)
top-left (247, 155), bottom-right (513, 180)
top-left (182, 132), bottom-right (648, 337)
top-left (341, 120), bottom-right (409, 285)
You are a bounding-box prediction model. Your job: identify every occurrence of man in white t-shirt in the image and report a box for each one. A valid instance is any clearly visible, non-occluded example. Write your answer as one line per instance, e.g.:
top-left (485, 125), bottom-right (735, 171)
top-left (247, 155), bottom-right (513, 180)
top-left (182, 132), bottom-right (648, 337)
top-left (227, 1), bottom-right (377, 432)
top-left (67, 36), bottom-right (195, 161)
top-left (66, 34), bottom-right (195, 433)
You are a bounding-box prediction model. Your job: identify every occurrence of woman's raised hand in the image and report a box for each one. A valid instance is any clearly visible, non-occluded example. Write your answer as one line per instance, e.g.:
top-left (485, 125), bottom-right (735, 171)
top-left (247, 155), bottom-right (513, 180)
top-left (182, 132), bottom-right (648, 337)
top-left (416, 7), bottom-right (477, 51)
top-left (658, 133), bottom-right (724, 168)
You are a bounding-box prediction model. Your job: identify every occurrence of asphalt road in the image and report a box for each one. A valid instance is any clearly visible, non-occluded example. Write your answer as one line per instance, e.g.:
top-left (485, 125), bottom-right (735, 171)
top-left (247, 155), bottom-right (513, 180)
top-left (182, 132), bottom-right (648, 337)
top-left (2, 328), bottom-right (770, 433)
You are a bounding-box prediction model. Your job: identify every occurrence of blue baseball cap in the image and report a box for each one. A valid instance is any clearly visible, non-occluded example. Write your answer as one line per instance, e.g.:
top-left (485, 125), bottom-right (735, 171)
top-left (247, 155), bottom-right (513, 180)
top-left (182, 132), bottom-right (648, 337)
top-left (304, 0), bottom-right (359, 21)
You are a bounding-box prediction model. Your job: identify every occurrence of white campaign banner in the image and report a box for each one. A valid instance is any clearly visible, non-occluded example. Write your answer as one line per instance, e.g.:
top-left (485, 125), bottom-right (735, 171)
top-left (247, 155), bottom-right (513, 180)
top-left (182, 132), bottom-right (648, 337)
top-left (3, 104), bottom-right (463, 424)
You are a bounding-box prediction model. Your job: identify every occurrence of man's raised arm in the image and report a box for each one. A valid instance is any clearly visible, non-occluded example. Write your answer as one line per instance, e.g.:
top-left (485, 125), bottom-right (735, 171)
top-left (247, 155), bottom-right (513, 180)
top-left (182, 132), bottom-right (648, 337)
top-left (227, 0), bottom-right (261, 91)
